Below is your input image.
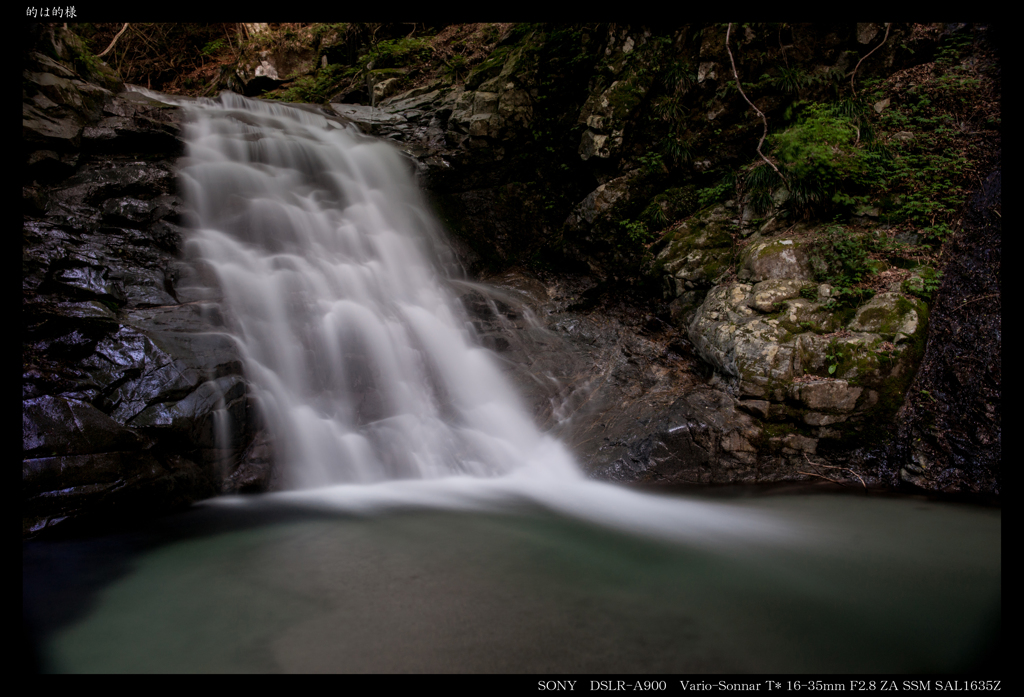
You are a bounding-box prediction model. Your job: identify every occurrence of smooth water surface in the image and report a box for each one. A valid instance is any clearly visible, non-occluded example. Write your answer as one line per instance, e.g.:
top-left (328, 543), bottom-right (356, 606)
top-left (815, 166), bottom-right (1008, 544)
top-left (26, 487), bottom-right (999, 673)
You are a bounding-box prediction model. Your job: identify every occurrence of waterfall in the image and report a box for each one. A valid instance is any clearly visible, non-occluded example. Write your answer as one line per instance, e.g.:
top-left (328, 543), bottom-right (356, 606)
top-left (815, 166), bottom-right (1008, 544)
top-left (175, 92), bottom-right (578, 489)
top-left (24, 92), bottom-right (1000, 677)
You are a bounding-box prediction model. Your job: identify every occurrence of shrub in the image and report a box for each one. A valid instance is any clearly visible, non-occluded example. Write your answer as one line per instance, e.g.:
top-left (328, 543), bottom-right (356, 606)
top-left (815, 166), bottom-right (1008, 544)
top-left (770, 102), bottom-right (867, 210)
top-left (809, 225), bottom-right (877, 308)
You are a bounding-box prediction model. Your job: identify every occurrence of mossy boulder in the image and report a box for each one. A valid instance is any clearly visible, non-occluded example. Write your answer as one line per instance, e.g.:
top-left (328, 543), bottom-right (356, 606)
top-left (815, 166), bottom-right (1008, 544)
top-left (655, 204), bottom-right (736, 298)
top-left (748, 278), bottom-right (806, 313)
top-left (688, 281), bottom-right (928, 406)
top-left (848, 292), bottom-right (925, 344)
top-left (739, 232), bottom-right (815, 282)
top-left (687, 283), bottom-right (799, 395)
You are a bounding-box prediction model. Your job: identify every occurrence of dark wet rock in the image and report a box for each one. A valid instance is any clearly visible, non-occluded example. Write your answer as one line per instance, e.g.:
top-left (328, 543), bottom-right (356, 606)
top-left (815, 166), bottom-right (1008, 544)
top-left (23, 395), bottom-right (151, 458)
top-left (23, 451), bottom-right (218, 537)
top-left (459, 270), bottom-right (829, 486)
top-left (21, 393), bottom-right (219, 536)
top-left (889, 166), bottom-right (1001, 494)
top-left (22, 27), bottom-right (262, 536)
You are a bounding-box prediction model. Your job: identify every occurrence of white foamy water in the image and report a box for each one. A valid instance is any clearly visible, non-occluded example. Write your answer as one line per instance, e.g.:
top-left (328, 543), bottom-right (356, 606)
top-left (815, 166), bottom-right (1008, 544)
top-left (149, 90), bottom-right (804, 546)
top-left (174, 92), bottom-right (583, 489)
top-left (26, 91), bottom-right (998, 674)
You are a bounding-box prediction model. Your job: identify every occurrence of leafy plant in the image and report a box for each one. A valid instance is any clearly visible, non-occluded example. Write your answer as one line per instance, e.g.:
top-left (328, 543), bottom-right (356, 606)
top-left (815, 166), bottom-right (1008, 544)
top-left (200, 38), bottom-right (228, 56)
top-left (444, 53), bottom-right (470, 81)
top-left (825, 339), bottom-right (845, 375)
top-left (810, 225), bottom-right (877, 308)
top-left (618, 218), bottom-right (654, 246)
top-left (935, 32), bottom-right (974, 68)
top-left (652, 94), bottom-right (687, 123)
top-left (641, 200), bottom-right (668, 228)
top-left (904, 267), bottom-right (943, 301)
top-left (638, 150), bottom-right (666, 176)
top-left (661, 58), bottom-right (696, 93)
top-left (360, 36), bottom-right (431, 70)
top-left (856, 63), bottom-right (983, 246)
top-left (799, 284), bottom-right (818, 301)
top-left (776, 66), bottom-right (810, 94)
top-left (267, 63), bottom-right (347, 103)
top-left (771, 102), bottom-right (867, 211)
top-left (743, 162), bottom-right (784, 215)
top-left (697, 174), bottom-right (735, 208)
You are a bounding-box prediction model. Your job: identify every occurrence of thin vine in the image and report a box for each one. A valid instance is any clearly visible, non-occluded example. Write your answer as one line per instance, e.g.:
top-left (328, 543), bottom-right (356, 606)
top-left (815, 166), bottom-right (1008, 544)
top-left (725, 23), bottom-right (786, 183)
top-left (849, 22), bottom-right (891, 98)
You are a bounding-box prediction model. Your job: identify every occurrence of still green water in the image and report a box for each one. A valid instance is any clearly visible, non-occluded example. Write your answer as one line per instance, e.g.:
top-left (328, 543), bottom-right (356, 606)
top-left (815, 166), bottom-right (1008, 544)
top-left (26, 488), bottom-right (999, 673)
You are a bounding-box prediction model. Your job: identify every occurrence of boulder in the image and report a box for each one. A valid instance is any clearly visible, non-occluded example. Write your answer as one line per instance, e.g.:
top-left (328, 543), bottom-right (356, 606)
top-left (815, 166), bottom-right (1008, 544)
top-left (848, 291), bottom-right (923, 343)
top-left (656, 204), bottom-right (736, 297)
top-left (739, 233), bottom-right (815, 282)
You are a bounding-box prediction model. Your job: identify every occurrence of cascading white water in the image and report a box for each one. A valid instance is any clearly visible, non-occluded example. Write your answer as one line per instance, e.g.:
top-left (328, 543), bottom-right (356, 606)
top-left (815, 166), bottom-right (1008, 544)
top-left (176, 92), bottom-right (579, 489)
top-left (27, 91), bottom-right (1000, 676)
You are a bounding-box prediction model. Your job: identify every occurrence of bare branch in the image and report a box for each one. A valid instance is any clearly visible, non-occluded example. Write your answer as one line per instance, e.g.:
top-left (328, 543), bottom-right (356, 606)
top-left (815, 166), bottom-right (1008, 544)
top-left (726, 24), bottom-right (786, 183)
top-left (803, 453), bottom-right (867, 488)
top-left (798, 471), bottom-right (847, 486)
top-left (850, 23), bottom-right (891, 98)
top-left (955, 293), bottom-right (998, 311)
top-left (97, 22), bottom-right (129, 58)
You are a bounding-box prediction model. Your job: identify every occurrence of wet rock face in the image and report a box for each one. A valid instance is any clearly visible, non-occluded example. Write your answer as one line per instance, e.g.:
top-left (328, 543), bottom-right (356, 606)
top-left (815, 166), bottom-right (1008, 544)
top-left (22, 28), bottom-right (265, 536)
top-left (890, 167), bottom-right (1001, 494)
top-left (459, 270), bottom-right (834, 486)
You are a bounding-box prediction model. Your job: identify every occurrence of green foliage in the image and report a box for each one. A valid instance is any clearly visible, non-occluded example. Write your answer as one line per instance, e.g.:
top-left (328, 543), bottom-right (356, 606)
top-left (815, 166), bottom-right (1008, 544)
top-left (311, 23), bottom-right (349, 37)
top-left (360, 36), bottom-right (431, 70)
top-left (644, 186), bottom-right (699, 227)
top-left (771, 102), bottom-right (866, 202)
top-left (660, 132), bottom-right (693, 164)
top-left (776, 66), bottom-right (810, 94)
top-left (934, 32), bottom-right (974, 68)
top-left (697, 175), bottom-right (735, 208)
top-left (810, 225), bottom-right (877, 308)
top-left (268, 63), bottom-right (347, 103)
top-left (200, 38), bottom-right (227, 56)
top-left (661, 58), bottom-right (695, 92)
top-left (825, 339), bottom-right (845, 375)
top-left (637, 150), bottom-right (666, 175)
top-left (903, 267), bottom-right (943, 301)
top-left (652, 93), bottom-right (687, 123)
top-left (443, 54), bottom-right (470, 82)
top-left (743, 163), bottom-right (784, 215)
top-left (734, 100), bottom-right (878, 219)
top-left (618, 218), bottom-right (654, 246)
top-left (734, 49), bottom-right (984, 241)
top-left (861, 78), bottom-right (975, 245)
top-left (640, 200), bottom-right (668, 229)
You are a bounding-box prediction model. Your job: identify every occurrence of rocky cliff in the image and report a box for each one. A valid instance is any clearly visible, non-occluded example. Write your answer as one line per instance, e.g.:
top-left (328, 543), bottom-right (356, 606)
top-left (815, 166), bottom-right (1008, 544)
top-left (22, 23), bottom-right (1000, 536)
top-left (23, 26), bottom-right (274, 535)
